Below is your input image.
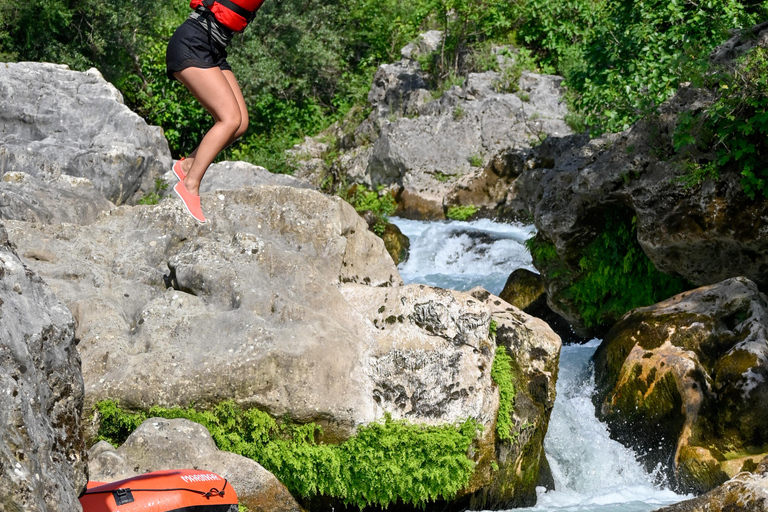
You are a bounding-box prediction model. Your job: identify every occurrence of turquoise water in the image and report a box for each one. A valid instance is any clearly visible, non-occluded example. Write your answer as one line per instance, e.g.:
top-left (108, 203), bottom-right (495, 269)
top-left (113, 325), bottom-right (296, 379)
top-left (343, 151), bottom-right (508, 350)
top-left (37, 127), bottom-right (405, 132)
top-left (392, 218), bottom-right (688, 512)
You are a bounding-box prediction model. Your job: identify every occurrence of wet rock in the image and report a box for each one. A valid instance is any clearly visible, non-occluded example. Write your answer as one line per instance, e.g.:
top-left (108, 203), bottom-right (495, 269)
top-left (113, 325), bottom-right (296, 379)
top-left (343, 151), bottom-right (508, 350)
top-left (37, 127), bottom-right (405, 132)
top-left (381, 221), bottom-right (410, 265)
top-left (0, 62), bottom-right (171, 205)
top-left (464, 287), bottom-right (561, 509)
top-left (653, 455), bottom-right (768, 512)
top-left (499, 269), bottom-right (584, 344)
top-left (499, 269), bottom-right (544, 310)
top-left (88, 418), bottom-right (303, 512)
top-left (0, 222), bottom-right (87, 511)
top-left (593, 277), bottom-right (768, 494)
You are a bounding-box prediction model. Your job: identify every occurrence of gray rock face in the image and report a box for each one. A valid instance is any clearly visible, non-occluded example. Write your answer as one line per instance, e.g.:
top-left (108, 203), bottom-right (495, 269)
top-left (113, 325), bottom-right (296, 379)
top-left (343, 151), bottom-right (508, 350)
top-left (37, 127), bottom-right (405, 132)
top-left (0, 62), bottom-right (172, 205)
top-left (0, 222), bottom-right (87, 511)
top-left (289, 36), bottom-right (573, 220)
top-left (368, 70), bottom-right (571, 219)
top-left (509, 35), bottom-right (768, 332)
top-left (6, 186), bottom-right (399, 440)
top-left (89, 418), bottom-right (302, 512)
top-left (1, 171), bottom-right (115, 224)
top-left (593, 277), bottom-right (768, 494)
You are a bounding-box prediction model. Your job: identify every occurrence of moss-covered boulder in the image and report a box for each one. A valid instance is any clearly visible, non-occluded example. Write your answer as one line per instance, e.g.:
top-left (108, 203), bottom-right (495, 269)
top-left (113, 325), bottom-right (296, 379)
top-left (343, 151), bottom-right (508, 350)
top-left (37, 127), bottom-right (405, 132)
top-left (593, 277), bottom-right (768, 494)
top-left (464, 287), bottom-right (561, 509)
top-left (381, 221), bottom-right (410, 265)
top-left (499, 269), bottom-right (583, 344)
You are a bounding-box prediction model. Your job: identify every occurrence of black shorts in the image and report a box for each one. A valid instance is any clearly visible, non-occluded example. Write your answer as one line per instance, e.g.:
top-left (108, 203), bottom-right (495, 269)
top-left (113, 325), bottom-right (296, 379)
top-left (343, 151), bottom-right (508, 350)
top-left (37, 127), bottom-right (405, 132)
top-left (166, 17), bottom-right (232, 81)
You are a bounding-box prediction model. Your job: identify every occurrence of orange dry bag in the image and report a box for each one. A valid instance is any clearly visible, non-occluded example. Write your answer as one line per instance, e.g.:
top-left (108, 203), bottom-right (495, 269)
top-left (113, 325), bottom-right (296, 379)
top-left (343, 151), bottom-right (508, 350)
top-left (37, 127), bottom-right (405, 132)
top-left (79, 469), bottom-right (238, 512)
top-left (189, 0), bottom-right (265, 32)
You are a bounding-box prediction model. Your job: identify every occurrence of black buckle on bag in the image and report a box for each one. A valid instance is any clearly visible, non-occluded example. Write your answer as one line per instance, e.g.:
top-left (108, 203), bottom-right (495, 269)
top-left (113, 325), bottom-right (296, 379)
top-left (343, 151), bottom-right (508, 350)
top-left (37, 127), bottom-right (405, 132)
top-left (112, 488), bottom-right (135, 505)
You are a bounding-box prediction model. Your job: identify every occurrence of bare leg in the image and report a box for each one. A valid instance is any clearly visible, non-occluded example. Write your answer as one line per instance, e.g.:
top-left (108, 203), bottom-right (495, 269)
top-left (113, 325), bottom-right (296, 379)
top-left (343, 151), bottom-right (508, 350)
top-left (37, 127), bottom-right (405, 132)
top-left (179, 69), bottom-right (249, 181)
top-left (174, 67), bottom-right (243, 195)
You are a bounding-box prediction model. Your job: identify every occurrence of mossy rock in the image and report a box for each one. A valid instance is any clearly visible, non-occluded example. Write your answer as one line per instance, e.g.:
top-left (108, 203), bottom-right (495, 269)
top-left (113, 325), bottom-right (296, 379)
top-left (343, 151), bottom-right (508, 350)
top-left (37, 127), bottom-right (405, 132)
top-left (677, 445), bottom-right (730, 494)
top-left (592, 277), bottom-right (768, 494)
top-left (499, 269), bottom-right (545, 310)
top-left (381, 222), bottom-right (410, 265)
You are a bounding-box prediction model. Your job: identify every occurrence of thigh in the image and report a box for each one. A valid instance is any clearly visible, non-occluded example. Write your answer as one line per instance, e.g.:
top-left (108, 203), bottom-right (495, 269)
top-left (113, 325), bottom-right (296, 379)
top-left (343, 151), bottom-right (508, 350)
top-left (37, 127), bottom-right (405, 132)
top-left (222, 70), bottom-right (248, 125)
top-left (174, 67), bottom-right (240, 122)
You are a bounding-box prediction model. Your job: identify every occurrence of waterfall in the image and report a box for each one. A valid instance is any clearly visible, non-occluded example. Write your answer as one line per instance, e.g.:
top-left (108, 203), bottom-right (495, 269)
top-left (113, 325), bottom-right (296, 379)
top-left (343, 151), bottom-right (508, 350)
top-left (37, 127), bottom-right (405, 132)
top-left (391, 217), bottom-right (687, 511)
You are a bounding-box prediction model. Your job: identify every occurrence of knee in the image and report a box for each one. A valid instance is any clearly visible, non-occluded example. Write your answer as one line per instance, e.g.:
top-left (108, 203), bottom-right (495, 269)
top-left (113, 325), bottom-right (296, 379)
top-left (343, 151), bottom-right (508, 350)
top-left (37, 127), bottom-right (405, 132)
top-left (220, 112), bottom-right (242, 139)
top-left (234, 115), bottom-right (248, 140)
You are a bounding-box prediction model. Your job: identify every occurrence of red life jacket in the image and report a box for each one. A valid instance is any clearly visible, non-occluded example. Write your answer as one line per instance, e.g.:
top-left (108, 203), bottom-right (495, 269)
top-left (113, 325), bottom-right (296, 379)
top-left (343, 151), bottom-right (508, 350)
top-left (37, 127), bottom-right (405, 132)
top-left (189, 0), bottom-right (265, 32)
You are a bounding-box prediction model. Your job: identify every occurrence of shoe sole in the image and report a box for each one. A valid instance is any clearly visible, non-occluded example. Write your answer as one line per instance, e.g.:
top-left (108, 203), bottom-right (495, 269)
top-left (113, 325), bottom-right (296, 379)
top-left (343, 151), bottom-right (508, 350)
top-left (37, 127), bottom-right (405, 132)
top-left (174, 184), bottom-right (206, 223)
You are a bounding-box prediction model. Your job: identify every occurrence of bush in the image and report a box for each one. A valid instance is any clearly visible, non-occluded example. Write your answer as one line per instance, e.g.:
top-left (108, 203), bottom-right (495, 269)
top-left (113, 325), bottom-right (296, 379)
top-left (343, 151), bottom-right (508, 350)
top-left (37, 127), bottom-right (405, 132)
top-left (674, 46), bottom-right (768, 199)
top-left (569, 212), bottom-right (689, 327)
top-left (526, 212), bottom-right (690, 329)
top-left (343, 185), bottom-right (397, 236)
top-left (510, 0), bottom-right (767, 133)
top-left (94, 400), bottom-right (479, 509)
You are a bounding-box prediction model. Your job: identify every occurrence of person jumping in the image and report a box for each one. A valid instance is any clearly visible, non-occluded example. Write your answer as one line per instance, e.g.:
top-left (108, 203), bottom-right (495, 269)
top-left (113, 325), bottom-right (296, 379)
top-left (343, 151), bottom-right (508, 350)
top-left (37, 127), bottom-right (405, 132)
top-left (165, 0), bottom-right (265, 222)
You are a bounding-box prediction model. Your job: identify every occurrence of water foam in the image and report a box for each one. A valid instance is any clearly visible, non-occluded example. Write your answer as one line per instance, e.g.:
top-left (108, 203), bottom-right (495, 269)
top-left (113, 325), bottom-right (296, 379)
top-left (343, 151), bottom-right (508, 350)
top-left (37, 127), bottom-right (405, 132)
top-left (394, 217), bottom-right (688, 512)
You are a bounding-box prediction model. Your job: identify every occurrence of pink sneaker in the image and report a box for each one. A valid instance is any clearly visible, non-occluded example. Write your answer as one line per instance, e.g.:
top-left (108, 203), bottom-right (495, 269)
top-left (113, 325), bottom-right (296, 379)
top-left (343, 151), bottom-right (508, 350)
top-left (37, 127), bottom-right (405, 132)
top-left (174, 181), bottom-right (206, 223)
top-left (173, 157), bottom-right (186, 181)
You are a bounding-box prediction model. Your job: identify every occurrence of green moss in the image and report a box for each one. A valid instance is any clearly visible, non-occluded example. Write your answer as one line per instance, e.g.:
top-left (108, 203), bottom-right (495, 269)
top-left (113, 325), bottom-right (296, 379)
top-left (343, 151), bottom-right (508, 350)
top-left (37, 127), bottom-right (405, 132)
top-left (94, 400), bottom-right (479, 509)
top-left (491, 346), bottom-right (516, 442)
top-left (446, 205), bottom-right (479, 221)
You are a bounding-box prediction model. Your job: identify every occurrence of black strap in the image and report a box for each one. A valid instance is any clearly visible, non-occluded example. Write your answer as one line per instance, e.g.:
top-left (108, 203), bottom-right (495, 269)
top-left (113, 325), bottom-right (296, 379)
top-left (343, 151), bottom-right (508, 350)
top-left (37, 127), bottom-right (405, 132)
top-left (84, 480), bottom-right (228, 500)
top-left (203, 0), bottom-right (255, 19)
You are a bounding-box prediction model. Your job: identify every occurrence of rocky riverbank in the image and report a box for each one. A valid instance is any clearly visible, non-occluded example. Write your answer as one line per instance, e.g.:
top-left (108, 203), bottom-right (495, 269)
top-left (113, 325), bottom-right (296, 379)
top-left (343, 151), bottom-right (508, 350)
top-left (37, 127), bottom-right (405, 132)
top-left (0, 61), bottom-right (561, 510)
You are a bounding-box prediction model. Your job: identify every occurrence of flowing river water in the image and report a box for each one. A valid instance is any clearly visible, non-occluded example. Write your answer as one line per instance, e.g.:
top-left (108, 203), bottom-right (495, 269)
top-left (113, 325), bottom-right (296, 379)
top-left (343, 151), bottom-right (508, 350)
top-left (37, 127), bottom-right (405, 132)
top-left (391, 218), bottom-right (689, 512)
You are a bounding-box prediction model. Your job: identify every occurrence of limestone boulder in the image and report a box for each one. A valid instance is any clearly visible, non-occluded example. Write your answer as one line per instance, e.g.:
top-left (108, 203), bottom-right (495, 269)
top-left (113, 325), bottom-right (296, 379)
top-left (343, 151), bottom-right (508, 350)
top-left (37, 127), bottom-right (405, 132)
top-left (6, 185), bottom-right (400, 441)
top-left (1, 171), bottom-right (114, 224)
top-left (369, 70), bottom-right (572, 219)
top-left (0, 62), bottom-right (171, 205)
top-left (88, 418), bottom-right (302, 512)
top-left (0, 222), bottom-right (87, 511)
top-left (464, 287), bottom-right (561, 509)
top-left (593, 277), bottom-right (768, 494)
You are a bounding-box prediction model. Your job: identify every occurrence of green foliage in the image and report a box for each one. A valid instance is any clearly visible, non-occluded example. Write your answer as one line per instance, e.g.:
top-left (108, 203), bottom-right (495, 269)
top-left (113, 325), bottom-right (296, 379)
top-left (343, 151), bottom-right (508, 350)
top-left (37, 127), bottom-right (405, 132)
top-left (494, 47), bottom-right (542, 93)
top-left (491, 346), bottom-right (516, 442)
top-left (94, 400), bottom-right (479, 509)
top-left (343, 185), bottom-right (397, 236)
top-left (674, 47), bottom-right (768, 199)
top-left (137, 178), bottom-right (169, 206)
top-left (467, 154), bottom-right (484, 167)
top-left (446, 205), bottom-right (479, 221)
top-left (524, 234), bottom-right (558, 266)
top-left (567, 212), bottom-right (689, 328)
top-left (433, 171), bottom-right (454, 182)
top-left (510, 0), bottom-right (767, 133)
top-left (488, 318), bottom-right (497, 337)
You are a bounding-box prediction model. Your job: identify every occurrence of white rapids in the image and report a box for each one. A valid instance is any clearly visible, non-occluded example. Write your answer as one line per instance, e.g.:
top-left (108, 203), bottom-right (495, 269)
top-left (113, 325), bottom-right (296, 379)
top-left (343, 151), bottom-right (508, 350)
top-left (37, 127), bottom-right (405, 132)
top-left (391, 217), bottom-right (688, 512)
